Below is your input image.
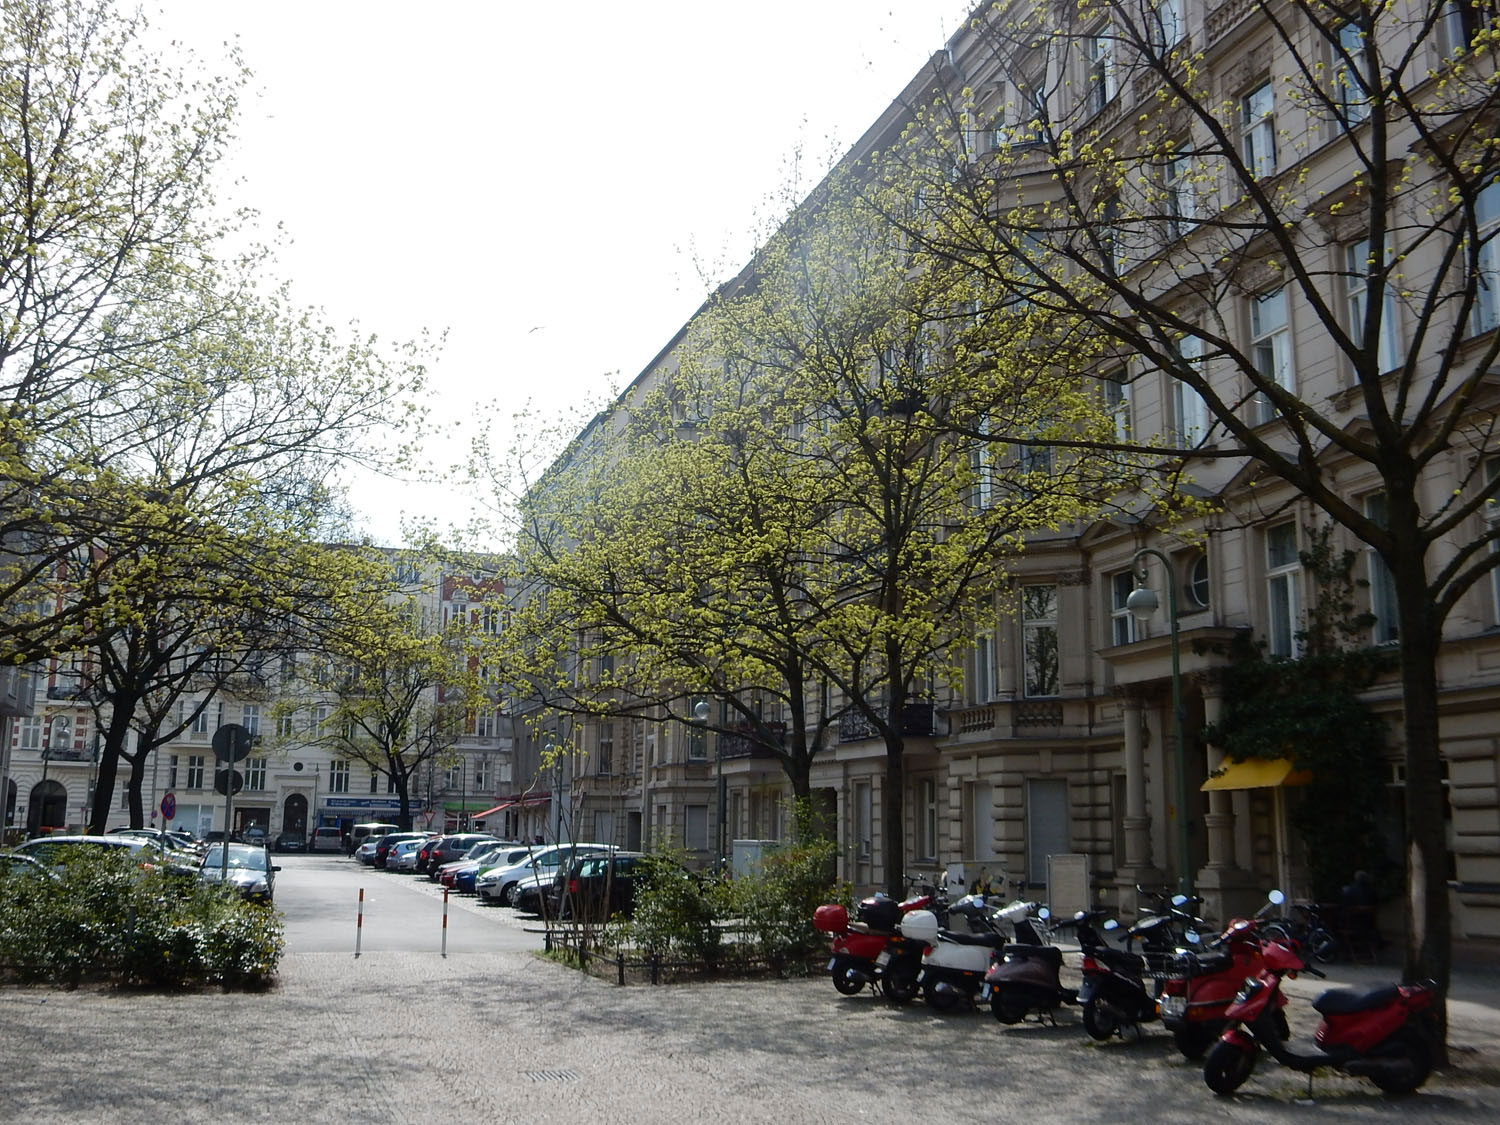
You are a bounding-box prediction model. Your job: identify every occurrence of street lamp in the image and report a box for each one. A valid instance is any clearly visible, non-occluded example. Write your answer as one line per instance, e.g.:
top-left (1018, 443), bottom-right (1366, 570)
top-left (690, 700), bottom-right (722, 869)
top-left (1127, 547), bottom-right (1195, 900)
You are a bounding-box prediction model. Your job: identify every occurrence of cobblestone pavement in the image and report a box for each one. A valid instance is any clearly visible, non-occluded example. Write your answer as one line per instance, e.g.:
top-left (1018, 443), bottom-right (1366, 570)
top-left (3, 941), bottom-right (1500, 1124)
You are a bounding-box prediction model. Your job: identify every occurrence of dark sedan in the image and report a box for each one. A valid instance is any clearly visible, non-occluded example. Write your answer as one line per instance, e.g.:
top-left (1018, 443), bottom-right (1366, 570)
top-left (199, 843), bottom-right (279, 903)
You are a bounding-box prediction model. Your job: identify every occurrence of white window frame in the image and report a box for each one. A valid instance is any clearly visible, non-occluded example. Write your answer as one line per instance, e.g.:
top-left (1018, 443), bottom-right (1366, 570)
top-left (1266, 522), bottom-right (1303, 657)
top-left (19, 716), bottom-right (41, 750)
top-left (1486, 458), bottom-right (1500, 624)
top-left (854, 781), bottom-right (873, 860)
top-left (1365, 492), bottom-right (1399, 644)
top-left (1336, 21), bottom-right (1370, 127)
top-left (1022, 585), bottom-right (1060, 698)
top-left (1105, 373), bottom-right (1131, 442)
top-left (1111, 570), bottom-right (1140, 646)
top-left (1086, 29), bottom-right (1117, 115)
top-left (473, 758), bottom-right (489, 789)
top-left (241, 704), bottom-right (260, 736)
top-left (1172, 333), bottom-right (1211, 445)
top-left (1154, 0), bottom-right (1184, 49)
top-left (972, 417), bottom-right (995, 509)
top-left (1250, 287), bottom-right (1293, 423)
top-left (974, 632), bottom-right (996, 704)
top-left (1346, 237), bottom-right (1401, 373)
top-left (1241, 81), bottom-right (1276, 179)
top-left (244, 757), bottom-right (266, 791)
top-left (1166, 149), bottom-right (1198, 239)
top-left (1474, 180), bottom-right (1500, 335)
top-left (446, 760), bottom-right (463, 789)
top-left (329, 760), bottom-right (349, 794)
top-left (186, 755), bottom-right (205, 790)
top-left (917, 777), bottom-right (939, 860)
top-left (598, 721), bottom-right (614, 775)
top-left (684, 804), bottom-right (709, 851)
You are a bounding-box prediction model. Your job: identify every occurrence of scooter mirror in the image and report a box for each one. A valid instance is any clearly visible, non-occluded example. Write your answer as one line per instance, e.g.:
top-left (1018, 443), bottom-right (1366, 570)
top-left (1185, 929), bottom-right (1202, 944)
top-left (1104, 919), bottom-right (1120, 932)
top-left (1038, 907), bottom-right (1050, 920)
top-left (1268, 889), bottom-right (1286, 906)
top-left (1171, 893), bottom-right (1189, 908)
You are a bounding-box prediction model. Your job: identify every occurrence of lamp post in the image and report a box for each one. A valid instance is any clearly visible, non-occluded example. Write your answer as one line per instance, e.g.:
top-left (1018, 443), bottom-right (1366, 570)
top-left (1126, 547), bottom-right (1195, 900)
top-left (690, 700), bottom-right (722, 869)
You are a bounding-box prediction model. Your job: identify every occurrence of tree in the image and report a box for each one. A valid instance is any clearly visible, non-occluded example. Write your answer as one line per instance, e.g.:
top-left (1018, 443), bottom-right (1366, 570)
top-left (877, 0), bottom-right (1500, 1041)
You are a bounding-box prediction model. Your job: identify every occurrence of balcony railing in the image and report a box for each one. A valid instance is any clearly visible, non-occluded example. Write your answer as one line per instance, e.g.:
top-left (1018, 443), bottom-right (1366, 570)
top-left (718, 721), bottom-right (787, 761)
top-left (838, 702), bottom-right (938, 743)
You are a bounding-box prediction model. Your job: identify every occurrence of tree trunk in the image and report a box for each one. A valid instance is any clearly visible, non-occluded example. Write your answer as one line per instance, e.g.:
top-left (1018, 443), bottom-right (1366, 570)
top-left (87, 705), bottom-right (136, 834)
top-left (1395, 575), bottom-right (1452, 1065)
top-left (882, 735), bottom-right (906, 898)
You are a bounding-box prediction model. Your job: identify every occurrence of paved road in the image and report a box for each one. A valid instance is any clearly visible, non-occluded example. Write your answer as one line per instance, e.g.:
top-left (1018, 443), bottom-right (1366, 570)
top-left (2, 856), bottom-right (1498, 1123)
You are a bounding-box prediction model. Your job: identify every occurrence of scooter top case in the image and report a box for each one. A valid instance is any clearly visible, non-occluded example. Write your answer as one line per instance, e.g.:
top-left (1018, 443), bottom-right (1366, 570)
top-left (899, 909), bottom-right (941, 944)
top-left (814, 904), bottom-right (849, 935)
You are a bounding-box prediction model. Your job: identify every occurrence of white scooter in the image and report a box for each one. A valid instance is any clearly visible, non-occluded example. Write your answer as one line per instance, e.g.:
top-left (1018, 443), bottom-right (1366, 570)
top-left (902, 895), bottom-right (1044, 1012)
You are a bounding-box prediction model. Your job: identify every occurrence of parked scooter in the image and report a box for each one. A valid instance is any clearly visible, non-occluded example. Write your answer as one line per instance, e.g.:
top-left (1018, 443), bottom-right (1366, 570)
top-left (982, 905), bottom-right (1076, 1024)
top-left (902, 895), bottom-right (1042, 1012)
top-left (1067, 911), bottom-right (1160, 1041)
top-left (1158, 893), bottom-right (1289, 1059)
top-left (1204, 890), bottom-right (1438, 1097)
top-left (814, 885), bottom-right (940, 1003)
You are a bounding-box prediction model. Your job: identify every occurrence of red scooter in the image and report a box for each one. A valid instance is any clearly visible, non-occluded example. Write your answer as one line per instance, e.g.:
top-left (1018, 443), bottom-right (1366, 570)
top-left (814, 889), bottom-right (935, 1004)
top-left (1204, 897), bottom-right (1438, 1097)
top-left (1158, 894), bottom-right (1288, 1059)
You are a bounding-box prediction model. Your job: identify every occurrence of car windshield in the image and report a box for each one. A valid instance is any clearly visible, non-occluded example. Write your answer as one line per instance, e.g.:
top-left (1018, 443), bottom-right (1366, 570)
top-left (202, 845), bottom-right (268, 871)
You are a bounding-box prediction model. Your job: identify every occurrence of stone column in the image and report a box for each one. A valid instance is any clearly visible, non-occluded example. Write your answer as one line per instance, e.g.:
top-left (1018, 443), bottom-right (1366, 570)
top-left (1194, 670), bottom-right (1257, 922)
top-left (1116, 688), bottom-right (1162, 918)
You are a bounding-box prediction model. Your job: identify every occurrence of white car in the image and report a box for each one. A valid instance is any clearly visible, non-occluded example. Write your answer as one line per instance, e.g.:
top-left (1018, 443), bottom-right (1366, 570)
top-left (475, 843), bottom-right (606, 905)
top-left (389, 838), bottom-right (424, 872)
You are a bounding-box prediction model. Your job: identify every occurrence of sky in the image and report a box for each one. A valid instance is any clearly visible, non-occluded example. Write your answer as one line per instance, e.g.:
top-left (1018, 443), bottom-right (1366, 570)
top-left (147, 1), bottom-right (969, 545)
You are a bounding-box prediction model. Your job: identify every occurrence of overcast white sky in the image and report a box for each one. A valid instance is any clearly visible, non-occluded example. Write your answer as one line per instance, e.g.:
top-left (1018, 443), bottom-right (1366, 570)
top-left (149, 1), bottom-right (967, 545)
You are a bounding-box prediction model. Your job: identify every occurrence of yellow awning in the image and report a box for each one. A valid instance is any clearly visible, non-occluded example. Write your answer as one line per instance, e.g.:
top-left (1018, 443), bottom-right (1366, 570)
top-left (1201, 757), bottom-right (1313, 791)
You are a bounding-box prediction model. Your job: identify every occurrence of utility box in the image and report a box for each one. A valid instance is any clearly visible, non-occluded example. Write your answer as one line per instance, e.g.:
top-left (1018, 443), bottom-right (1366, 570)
top-left (731, 839), bottom-right (780, 877)
top-left (1046, 853), bottom-right (1092, 918)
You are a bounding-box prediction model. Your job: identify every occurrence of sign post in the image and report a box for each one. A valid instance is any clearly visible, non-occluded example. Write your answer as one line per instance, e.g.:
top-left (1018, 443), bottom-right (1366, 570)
top-left (212, 723), bottom-right (252, 880)
top-left (160, 791), bottom-right (176, 831)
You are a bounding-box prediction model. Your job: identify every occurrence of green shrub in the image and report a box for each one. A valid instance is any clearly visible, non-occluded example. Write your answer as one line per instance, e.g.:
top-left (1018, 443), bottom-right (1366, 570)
top-left (713, 838), bottom-right (847, 973)
top-left (627, 851), bottom-right (722, 964)
top-left (0, 850), bottom-right (283, 989)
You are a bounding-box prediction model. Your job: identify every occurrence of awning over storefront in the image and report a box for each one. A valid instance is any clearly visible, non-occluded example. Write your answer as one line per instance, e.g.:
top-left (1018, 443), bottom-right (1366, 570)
top-left (472, 795), bottom-right (551, 820)
top-left (1201, 757), bottom-right (1313, 791)
top-left (443, 799), bottom-right (500, 813)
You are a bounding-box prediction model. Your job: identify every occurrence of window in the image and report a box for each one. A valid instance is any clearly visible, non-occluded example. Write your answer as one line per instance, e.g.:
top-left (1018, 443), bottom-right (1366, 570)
top-left (1346, 238), bottom-right (1400, 373)
top-left (597, 721), bottom-right (614, 775)
top-left (1241, 81), bottom-right (1276, 178)
top-left (313, 705), bottom-right (329, 737)
top-left (1104, 374), bottom-right (1131, 442)
top-left (1250, 287), bottom-right (1293, 423)
top-left (1474, 180), bottom-right (1500, 335)
top-left (168, 755), bottom-right (178, 788)
top-left (1365, 493), bottom-right (1399, 644)
top-left (446, 761), bottom-right (463, 789)
top-left (1087, 30), bottom-right (1117, 115)
top-left (917, 777), bottom-right (939, 860)
top-left (1266, 522), bottom-right (1303, 657)
top-left (1172, 334), bottom-right (1211, 445)
top-left (18, 716), bottom-right (41, 750)
top-left (686, 721), bottom-right (706, 761)
top-left (368, 769), bottom-right (379, 794)
top-left (394, 558), bottom-right (421, 585)
top-left (1153, 0), bottom-right (1184, 50)
top-left (1488, 459), bottom-right (1500, 623)
top-left (480, 605), bottom-right (501, 634)
top-left (1022, 585), bottom-right (1060, 697)
top-left (974, 631), bottom-right (996, 703)
top-left (971, 417), bottom-right (996, 509)
top-left (684, 804), bottom-right (709, 851)
top-left (192, 706), bottom-right (210, 736)
top-left (244, 757), bottom-right (266, 791)
top-left (473, 758), bottom-right (489, 789)
top-left (1187, 552), bottom-right (1211, 608)
top-left (329, 760), bottom-right (349, 794)
top-left (276, 713), bottom-right (294, 739)
top-left (1441, 0), bottom-right (1498, 55)
top-left (1111, 570), bottom-right (1140, 645)
top-left (1335, 21), bottom-right (1370, 126)
top-left (474, 710), bottom-right (497, 738)
top-left (241, 705), bottom-right (260, 736)
top-left (854, 781), bottom-right (873, 860)
top-left (1165, 149), bottom-right (1198, 239)
top-left (186, 756), bottom-right (205, 790)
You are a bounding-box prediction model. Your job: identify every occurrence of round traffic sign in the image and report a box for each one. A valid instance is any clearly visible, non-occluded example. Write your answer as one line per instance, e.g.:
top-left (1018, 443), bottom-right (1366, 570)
top-left (213, 768), bottom-right (244, 797)
top-left (212, 723), bottom-right (253, 763)
top-left (160, 792), bottom-right (176, 820)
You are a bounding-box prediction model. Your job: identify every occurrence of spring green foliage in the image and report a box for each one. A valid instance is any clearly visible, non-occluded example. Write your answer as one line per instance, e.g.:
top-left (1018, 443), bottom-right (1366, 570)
top-left (625, 849), bottom-right (722, 964)
top-left (0, 850), bottom-right (284, 988)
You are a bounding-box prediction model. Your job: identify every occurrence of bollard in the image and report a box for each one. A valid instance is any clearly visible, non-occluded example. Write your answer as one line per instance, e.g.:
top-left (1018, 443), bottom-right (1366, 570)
top-left (355, 887), bottom-right (365, 958)
top-left (442, 888), bottom-right (449, 958)
top-left (617, 951), bottom-right (625, 986)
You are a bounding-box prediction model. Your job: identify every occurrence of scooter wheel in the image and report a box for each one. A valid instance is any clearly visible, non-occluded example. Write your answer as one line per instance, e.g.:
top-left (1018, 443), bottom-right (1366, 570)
top-left (923, 980), bottom-right (964, 1012)
top-left (1204, 1040), bottom-right (1257, 1095)
top-left (1082, 1001), bottom-right (1117, 1042)
top-left (832, 973), bottom-right (865, 996)
top-left (1370, 1031), bottom-right (1433, 1096)
top-left (1174, 1026), bottom-right (1216, 1060)
top-left (990, 991), bottom-right (1027, 1025)
top-left (883, 968), bottom-right (921, 1006)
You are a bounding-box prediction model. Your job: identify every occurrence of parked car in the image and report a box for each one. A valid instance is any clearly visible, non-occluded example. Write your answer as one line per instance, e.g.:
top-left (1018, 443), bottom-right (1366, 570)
top-left (354, 839), bottom-right (381, 865)
top-left (347, 821), bottom-right (399, 856)
top-left (273, 831), bottom-right (306, 853)
top-left (107, 828), bottom-right (201, 862)
top-left (448, 843), bottom-right (531, 893)
top-left (0, 851), bottom-right (58, 880)
top-left (242, 825), bottom-right (268, 845)
top-left (419, 833), bottom-right (497, 877)
top-left (475, 843), bottom-right (607, 906)
top-left (374, 831), bottom-right (432, 869)
top-left (388, 838), bottom-right (424, 872)
top-left (11, 835), bottom-right (198, 881)
top-left (551, 851), bottom-right (701, 919)
top-left (309, 826), bottom-right (343, 852)
top-left (199, 843), bottom-right (278, 903)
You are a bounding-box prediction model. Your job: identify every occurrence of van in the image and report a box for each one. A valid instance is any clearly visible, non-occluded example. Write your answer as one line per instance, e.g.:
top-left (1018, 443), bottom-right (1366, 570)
top-left (347, 822), bottom-right (399, 855)
top-left (311, 826), bottom-right (344, 853)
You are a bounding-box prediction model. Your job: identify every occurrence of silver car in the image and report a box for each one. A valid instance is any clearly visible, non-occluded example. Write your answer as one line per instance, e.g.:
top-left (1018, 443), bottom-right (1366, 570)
top-left (475, 843), bottom-right (606, 906)
top-left (199, 843), bottom-right (279, 903)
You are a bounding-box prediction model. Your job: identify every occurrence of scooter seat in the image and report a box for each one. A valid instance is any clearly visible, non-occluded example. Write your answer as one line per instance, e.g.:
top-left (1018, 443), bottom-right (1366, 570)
top-left (938, 929), bottom-right (1005, 948)
top-left (1003, 943), bottom-right (1063, 968)
top-left (1090, 948), bottom-right (1145, 975)
top-left (1312, 985), bottom-right (1401, 1016)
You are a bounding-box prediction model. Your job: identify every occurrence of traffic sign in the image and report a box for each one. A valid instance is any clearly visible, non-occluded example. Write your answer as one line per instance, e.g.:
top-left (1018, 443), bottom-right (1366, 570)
top-left (160, 792), bottom-right (176, 820)
top-left (213, 769), bottom-right (243, 797)
top-left (212, 723), bottom-right (253, 763)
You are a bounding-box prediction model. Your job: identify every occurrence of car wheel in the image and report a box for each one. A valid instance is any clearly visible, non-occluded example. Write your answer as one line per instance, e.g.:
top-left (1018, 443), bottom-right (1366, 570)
top-left (501, 882), bottom-right (518, 906)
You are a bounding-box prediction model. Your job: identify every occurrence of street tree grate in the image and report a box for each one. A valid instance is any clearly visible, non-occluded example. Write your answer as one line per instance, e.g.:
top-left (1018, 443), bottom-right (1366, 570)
top-left (522, 1069), bottom-right (580, 1084)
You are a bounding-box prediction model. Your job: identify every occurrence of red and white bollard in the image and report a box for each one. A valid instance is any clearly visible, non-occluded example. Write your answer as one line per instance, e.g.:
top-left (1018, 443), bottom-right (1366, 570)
top-left (442, 888), bottom-right (449, 958)
top-left (355, 887), bottom-right (365, 958)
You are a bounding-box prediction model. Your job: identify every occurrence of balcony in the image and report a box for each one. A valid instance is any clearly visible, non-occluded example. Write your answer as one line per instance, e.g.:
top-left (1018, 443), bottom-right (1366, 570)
top-left (718, 721), bottom-right (786, 761)
top-left (838, 701), bottom-right (938, 743)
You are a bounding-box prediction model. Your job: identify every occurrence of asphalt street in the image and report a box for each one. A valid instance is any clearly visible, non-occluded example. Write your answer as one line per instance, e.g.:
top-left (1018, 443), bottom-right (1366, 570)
top-left (2, 855), bottom-right (1498, 1123)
